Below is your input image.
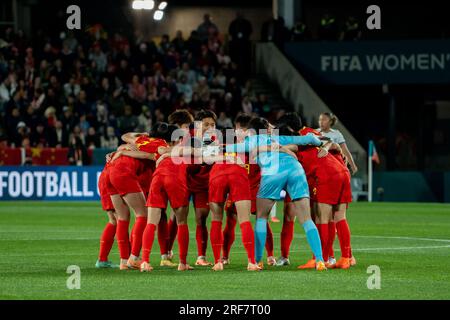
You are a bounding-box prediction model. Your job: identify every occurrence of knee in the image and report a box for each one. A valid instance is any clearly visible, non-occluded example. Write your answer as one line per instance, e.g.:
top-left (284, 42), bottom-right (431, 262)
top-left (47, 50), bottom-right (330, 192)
top-left (108, 212), bottom-right (117, 225)
top-left (334, 212), bottom-right (346, 222)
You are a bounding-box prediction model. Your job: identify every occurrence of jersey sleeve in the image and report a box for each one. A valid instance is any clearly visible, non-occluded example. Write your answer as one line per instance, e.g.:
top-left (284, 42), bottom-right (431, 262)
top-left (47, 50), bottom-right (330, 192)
top-left (276, 135), bottom-right (322, 146)
top-left (225, 136), bottom-right (255, 153)
top-left (334, 130), bottom-right (346, 144)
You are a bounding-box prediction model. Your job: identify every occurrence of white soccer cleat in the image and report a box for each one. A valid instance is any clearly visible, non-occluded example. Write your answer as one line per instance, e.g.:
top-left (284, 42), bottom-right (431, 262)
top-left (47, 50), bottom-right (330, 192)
top-left (275, 257), bottom-right (290, 266)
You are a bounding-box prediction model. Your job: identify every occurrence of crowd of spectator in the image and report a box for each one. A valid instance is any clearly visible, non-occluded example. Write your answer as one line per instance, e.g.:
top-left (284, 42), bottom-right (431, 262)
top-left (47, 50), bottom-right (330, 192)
top-left (0, 11), bottom-right (361, 164)
top-left (0, 14), bottom-right (273, 165)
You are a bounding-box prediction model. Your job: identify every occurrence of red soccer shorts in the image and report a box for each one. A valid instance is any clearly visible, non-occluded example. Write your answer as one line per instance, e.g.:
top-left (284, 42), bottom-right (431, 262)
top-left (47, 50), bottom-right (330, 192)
top-left (315, 170), bottom-right (353, 205)
top-left (225, 185), bottom-right (258, 214)
top-left (209, 172), bottom-right (251, 204)
top-left (138, 170), bottom-right (153, 200)
top-left (98, 170), bottom-right (114, 211)
top-left (108, 167), bottom-right (143, 196)
top-left (147, 174), bottom-right (189, 209)
top-left (191, 191), bottom-right (209, 209)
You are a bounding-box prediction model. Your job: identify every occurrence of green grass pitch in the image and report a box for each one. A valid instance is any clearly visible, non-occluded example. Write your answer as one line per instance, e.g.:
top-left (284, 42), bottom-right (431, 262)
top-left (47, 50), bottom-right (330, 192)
top-left (0, 201), bottom-right (449, 300)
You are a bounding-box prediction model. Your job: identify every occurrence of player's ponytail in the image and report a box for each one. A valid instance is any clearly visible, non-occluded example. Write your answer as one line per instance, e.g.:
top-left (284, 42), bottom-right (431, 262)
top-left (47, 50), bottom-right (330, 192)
top-left (321, 112), bottom-right (338, 127)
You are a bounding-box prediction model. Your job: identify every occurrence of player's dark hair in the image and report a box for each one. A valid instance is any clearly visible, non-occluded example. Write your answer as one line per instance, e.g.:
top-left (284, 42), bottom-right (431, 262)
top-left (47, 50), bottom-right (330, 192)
top-left (234, 113), bottom-right (252, 128)
top-left (277, 124), bottom-right (299, 136)
top-left (150, 122), bottom-right (179, 142)
top-left (276, 112), bottom-right (303, 132)
top-left (321, 112), bottom-right (338, 127)
top-left (248, 117), bottom-right (270, 131)
top-left (195, 109), bottom-right (217, 122)
top-left (168, 109), bottom-right (194, 127)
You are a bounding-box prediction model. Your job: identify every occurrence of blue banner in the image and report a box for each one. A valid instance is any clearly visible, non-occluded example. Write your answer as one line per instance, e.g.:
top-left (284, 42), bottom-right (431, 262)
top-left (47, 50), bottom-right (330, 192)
top-left (284, 40), bottom-right (450, 85)
top-left (0, 166), bottom-right (103, 201)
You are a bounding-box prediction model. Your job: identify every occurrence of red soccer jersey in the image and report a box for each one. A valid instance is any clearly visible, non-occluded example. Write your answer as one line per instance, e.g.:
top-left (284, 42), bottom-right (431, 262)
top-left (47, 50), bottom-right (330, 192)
top-left (135, 136), bottom-right (168, 160)
top-left (296, 127), bottom-right (347, 179)
top-left (244, 153), bottom-right (261, 190)
top-left (210, 151), bottom-right (249, 180)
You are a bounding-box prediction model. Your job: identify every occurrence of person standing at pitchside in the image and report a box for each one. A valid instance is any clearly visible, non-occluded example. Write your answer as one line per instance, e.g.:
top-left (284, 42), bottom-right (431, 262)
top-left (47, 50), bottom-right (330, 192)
top-left (317, 112), bottom-right (358, 175)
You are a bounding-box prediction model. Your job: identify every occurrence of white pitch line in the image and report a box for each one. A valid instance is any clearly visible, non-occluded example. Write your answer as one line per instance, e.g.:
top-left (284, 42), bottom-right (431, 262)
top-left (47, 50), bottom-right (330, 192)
top-left (351, 235), bottom-right (450, 243)
top-left (1, 245), bottom-right (450, 258)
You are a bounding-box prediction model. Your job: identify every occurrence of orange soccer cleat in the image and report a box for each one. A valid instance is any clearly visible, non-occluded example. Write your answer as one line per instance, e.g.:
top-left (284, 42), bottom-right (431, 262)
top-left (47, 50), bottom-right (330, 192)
top-left (315, 261), bottom-right (327, 271)
top-left (335, 257), bottom-right (351, 269)
top-left (257, 261), bottom-right (264, 270)
top-left (270, 217), bottom-right (280, 223)
top-left (297, 259), bottom-right (316, 269)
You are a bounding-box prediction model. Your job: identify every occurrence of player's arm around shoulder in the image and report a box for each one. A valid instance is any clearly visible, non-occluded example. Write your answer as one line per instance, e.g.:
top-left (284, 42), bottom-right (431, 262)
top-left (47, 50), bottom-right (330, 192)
top-left (121, 132), bottom-right (149, 145)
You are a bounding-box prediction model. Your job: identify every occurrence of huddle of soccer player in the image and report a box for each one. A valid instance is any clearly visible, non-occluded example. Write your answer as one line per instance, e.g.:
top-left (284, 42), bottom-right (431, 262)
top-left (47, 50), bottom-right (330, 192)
top-left (95, 109), bottom-right (356, 272)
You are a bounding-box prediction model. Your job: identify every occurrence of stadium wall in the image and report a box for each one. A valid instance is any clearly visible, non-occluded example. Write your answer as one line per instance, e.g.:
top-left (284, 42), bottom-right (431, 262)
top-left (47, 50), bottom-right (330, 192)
top-left (0, 166), bottom-right (102, 201)
top-left (255, 42), bottom-right (367, 181)
top-left (373, 171), bottom-right (450, 203)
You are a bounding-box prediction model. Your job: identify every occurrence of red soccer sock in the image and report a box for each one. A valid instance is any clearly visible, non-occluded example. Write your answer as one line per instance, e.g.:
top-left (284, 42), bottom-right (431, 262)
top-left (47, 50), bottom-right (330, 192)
top-left (142, 223), bottom-right (156, 263)
top-left (158, 216), bottom-right (168, 256)
top-left (240, 221), bottom-right (256, 264)
top-left (177, 224), bottom-right (189, 264)
top-left (222, 216), bottom-right (237, 259)
top-left (265, 222), bottom-right (274, 257)
top-left (210, 221), bottom-right (223, 263)
top-left (167, 218), bottom-right (178, 252)
top-left (317, 223), bottom-right (329, 262)
top-left (336, 219), bottom-right (352, 258)
top-left (196, 225), bottom-right (208, 257)
top-left (116, 219), bottom-right (130, 260)
top-left (131, 216), bottom-right (147, 257)
top-left (98, 222), bottom-right (116, 262)
top-left (328, 221), bottom-right (336, 258)
top-left (281, 220), bottom-right (294, 258)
